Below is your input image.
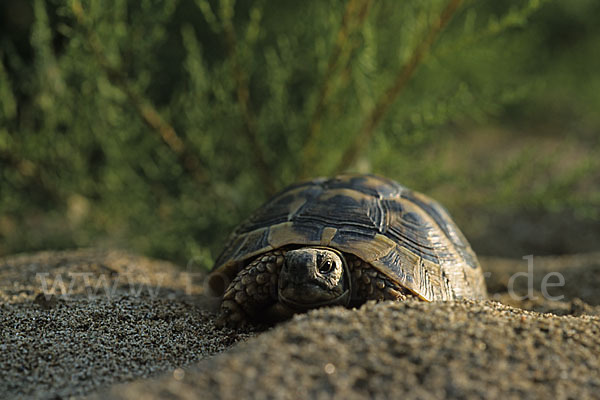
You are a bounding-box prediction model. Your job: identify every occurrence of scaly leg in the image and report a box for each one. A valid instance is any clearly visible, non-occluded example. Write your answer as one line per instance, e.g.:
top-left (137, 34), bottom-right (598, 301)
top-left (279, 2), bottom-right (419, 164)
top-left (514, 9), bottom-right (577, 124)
top-left (347, 254), bottom-right (414, 303)
top-left (216, 250), bottom-right (284, 328)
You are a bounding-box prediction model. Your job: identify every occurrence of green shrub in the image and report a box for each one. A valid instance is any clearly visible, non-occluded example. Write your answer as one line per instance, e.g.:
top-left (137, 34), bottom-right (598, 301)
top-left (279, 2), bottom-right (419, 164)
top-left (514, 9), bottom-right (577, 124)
top-left (1, 0), bottom-right (599, 263)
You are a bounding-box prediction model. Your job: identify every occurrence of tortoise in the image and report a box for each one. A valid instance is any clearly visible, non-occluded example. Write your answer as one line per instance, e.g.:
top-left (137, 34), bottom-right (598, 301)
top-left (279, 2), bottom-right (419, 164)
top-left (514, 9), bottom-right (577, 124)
top-left (208, 174), bottom-right (487, 326)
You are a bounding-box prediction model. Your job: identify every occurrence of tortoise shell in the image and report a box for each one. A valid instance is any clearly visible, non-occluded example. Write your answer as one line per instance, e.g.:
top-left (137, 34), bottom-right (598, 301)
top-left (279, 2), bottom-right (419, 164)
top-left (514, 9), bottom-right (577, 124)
top-left (210, 174), bottom-right (487, 301)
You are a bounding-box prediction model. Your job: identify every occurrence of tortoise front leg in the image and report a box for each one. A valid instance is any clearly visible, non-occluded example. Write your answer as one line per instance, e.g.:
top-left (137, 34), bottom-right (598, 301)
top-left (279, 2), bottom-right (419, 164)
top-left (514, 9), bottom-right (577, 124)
top-left (348, 255), bottom-right (414, 303)
top-left (216, 250), bottom-right (284, 328)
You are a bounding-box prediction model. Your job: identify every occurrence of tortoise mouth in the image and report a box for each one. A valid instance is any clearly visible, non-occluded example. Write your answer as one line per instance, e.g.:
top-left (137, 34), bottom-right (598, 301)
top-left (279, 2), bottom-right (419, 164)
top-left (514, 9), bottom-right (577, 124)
top-left (278, 282), bottom-right (351, 311)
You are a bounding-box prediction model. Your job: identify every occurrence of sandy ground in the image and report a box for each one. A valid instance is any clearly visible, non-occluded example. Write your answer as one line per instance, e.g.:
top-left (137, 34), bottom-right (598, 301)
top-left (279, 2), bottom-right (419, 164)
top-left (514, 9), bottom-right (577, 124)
top-left (1, 249), bottom-right (599, 399)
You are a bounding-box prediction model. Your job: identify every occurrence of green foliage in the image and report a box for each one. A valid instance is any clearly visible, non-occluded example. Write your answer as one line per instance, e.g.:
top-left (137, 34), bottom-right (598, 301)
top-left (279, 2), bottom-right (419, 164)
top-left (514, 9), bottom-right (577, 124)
top-left (1, 0), bottom-right (599, 262)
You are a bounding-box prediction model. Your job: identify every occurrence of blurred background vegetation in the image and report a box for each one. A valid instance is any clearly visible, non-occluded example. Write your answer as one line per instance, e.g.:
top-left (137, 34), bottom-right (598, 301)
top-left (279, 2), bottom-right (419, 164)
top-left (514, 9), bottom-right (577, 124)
top-left (1, 0), bottom-right (599, 267)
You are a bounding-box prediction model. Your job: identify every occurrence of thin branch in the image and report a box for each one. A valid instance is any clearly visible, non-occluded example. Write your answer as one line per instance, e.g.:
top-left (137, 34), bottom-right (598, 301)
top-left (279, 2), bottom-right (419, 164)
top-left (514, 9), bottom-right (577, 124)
top-left (71, 0), bottom-right (206, 184)
top-left (300, 0), bottom-right (373, 179)
top-left (221, 10), bottom-right (276, 197)
top-left (436, 0), bottom-right (547, 60)
top-left (334, 0), bottom-right (464, 174)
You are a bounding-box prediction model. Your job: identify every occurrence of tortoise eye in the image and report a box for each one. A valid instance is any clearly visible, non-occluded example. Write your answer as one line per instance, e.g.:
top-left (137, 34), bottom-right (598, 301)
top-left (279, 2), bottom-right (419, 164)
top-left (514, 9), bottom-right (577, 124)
top-left (319, 259), bottom-right (334, 274)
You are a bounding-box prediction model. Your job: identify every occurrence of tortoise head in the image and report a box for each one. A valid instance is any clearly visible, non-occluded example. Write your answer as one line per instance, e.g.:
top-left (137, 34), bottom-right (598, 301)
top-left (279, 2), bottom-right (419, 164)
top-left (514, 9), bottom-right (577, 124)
top-left (278, 247), bottom-right (351, 310)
